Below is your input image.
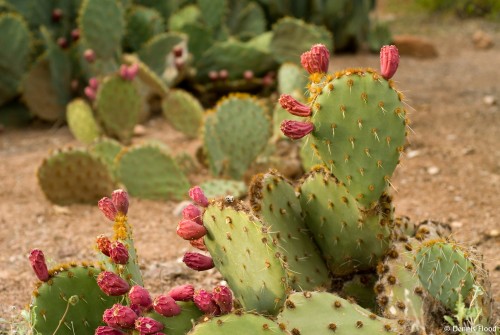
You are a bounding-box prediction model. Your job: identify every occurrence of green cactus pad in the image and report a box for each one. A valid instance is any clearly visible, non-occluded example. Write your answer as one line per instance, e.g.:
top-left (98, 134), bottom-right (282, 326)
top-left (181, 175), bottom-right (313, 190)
top-left (415, 240), bottom-right (476, 312)
top-left (0, 13), bottom-right (31, 106)
top-left (277, 62), bottom-right (308, 97)
top-left (162, 89), bottom-right (204, 138)
top-left (229, 2), bottom-right (266, 40)
top-left (199, 179), bottom-right (246, 199)
top-left (188, 312), bottom-right (285, 335)
top-left (203, 199), bottom-right (289, 315)
top-left (95, 75), bottom-right (142, 143)
top-left (270, 17), bottom-right (333, 64)
top-left (249, 170), bottom-right (331, 291)
top-left (277, 292), bottom-right (403, 335)
top-left (341, 274), bottom-right (378, 311)
top-left (30, 264), bottom-right (120, 335)
top-left (204, 94), bottom-right (271, 179)
top-left (178, 22), bottom-right (214, 62)
top-left (66, 99), bottom-right (101, 144)
top-left (89, 138), bottom-right (123, 174)
top-left (298, 167), bottom-right (392, 276)
top-left (37, 148), bottom-right (116, 205)
top-left (168, 4), bottom-right (201, 31)
top-left (197, 0), bottom-right (226, 29)
top-left (124, 5), bottom-right (165, 51)
top-left (309, 69), bottom-right (407, 208)
top-left (22, 56), bottom-right (65, 122)
top-left (79, 0), bottom-right (125, 60)
top-left (299, 142), bottom-right (325, 172)
top-left (116, 142), bottom-right (189, 200)
top-left (145, 302), bottom-right (203, 335)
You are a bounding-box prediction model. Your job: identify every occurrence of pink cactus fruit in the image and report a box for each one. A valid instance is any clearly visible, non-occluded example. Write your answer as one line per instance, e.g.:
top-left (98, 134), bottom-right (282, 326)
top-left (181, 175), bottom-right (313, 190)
top-left (168, 284), bottom-right (195, 302)
top-left (380, 45), bottom-right (400, 80)
top-left (111, 189), bottom-right (129, 215)
top-left (104, 304), bottom-right (137, 329)
top-left (109, 241), bottom-right (129, 265)
top-left (243, 70), bottom-right (254, 80)
top-left (208, 71), bottom-right (218, 81)
top-left (84, 49), bottom-right (96, 63)
top-left (212, 285), bottom-right (233, 314)
top-left (177, 219), bottom-right (207, 240)
top-left (102, 308), bottom-right (120, 328)
top-left (188, 186), bottom-right (209, 207)
top-left (97, 271), bottom-right (130, 296)
top-left (88, 78), bottom-right (99, 90)
top-left (129, 285), bottom-right (153, 311)
top-left (95, 326), bottom-right (126, 335)
top-left (300, 44), bottom-right (330, 74)
top-left (134, 317), bottom-right (164, 334)
top-left (84, 86), bottom-right (96, 101)
top-left (28, 249), bottom-right (50, 282)
top-left (182, 204), bottom-right (202, 225)
top-left (153, 294), bottom-right (182, 317)
top-left (126, 63), bottom-right (139, 80)
top-left (218, 69), bottom-right (228, 80)
top-left (182, 252), bottom-right (214, 271)
top-left (189, 237), bottom-right (207, 251)
top-left (119, 64), bottom-right (129, 80)
top-left (279, 94), bottom-right (312, 117)
top-left (193, 289), bottom-right (220, 315)
top-left (71, 29), bottom-right (80, 41)
top-left (280, 120), bottom-right (314, 140)
top-left (96, 235), bottom-right (112, 256)
top-left (98, 197), bottom-right (117, 221)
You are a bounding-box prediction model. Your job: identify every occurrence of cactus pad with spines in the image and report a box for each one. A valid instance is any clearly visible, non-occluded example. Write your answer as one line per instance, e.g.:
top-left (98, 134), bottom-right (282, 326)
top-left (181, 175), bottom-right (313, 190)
top-left (37, 148), bottom-right (116, 205)
top-left (202, 199), bottom-right (289, 315)
top-left (309, 69), bottom-right (407, 208)
top-left (95, 75), bottom-right (142, 143)
top-left (116, 142), bottom-right (190, 200)
top-left (30, 264), bottom-right (120, 335)
top-left (162, 89), bottom-right (204, 138)
top-left (188, 312), bottom-right (285, 335)
top-left (199, 179), bottom-right (246, 199)
top-left (298, 167), bottom-right (392, 276)
top-left (144, 301), bottom-right (203, 335)
top-left (249, 170), bottom-right (331, 291)
top-left (277, 292), bottom-right (403, 335)
top-left (66, 99), bottom-right (101, 144)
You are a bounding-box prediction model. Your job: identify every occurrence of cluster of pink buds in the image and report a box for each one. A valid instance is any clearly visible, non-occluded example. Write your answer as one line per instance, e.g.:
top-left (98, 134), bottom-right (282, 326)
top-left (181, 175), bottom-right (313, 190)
top-left (193, 285), bottom-right (233, 315)
top-left (98, 189), bottom-right (129, 221)
top-left (84, 77), bottom-right (100, 101)
top-left (96, 235), bottom-right (129, 264)
top-left (208, 69), bottom-right (229, 82)
top-left (172, 45), bottom-right (185, 70)
top-left (119, 63), bottom-right (139, 81)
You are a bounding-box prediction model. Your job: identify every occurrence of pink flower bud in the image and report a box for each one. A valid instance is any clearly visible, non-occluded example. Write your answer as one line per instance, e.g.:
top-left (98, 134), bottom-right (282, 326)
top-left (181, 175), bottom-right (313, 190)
top-left (135, 317), bottom-right (164, 334)
top-left (71, 29), bottom-right (80, 41)
top-left (84, 49), bottom-right (96, 63)
top-left (89, 78), bottom-right (99, 90)
top-left (52, 8), bottom-right (63, 22)
top-left (97, 271), bottom-right (130, 296)
top-left (95, 326), bottom-right (126, 335)
top-left (103, 308), bottom-right (120, 328)
top-left (84, 86), bottom-right (96, 100)
top-left (168, 284), bottom-right (195, 301)
top-left (280, 120), bottom-right (314, 140)
top-left (96, 235), bottom-right (111, 256)
top-left (193, 289), bottom-right (220, 315)
top-left (177, 219), bottom-right (207, 240)
top-left (29, 249), bottom-right (49, 282)
top-left (129, 285), bottom-right (153, 311)
top-left (301, 44), bottom-right (330, 74)
top-left (153, 294), bottom-right (182, 317)
top-left (208, 71), bottom-right (218, 81)
top-left (182, 252), bottom-right (214, 271)
top-left (218, 69), bottom-right (228, 80)
top-left (243, 70), bottom-right (254, 80)
top-left (189, 237), bottom-right (207, 251)
top-left (173, 45), bottom-right (183, 58)
top-left (109, 241), bottom-right (129, 264)
top-left (212, 285), bottom-right (233, 314)
top-left (103, 304), bottom-right (137, 328)
top-left (126, 63), bottom-right (139, 80)
top-left (380, 45), bottom-right (399, 80)
top-left (279, 94), bottom-right (312, 117)
top-left (119, 65), bottom-right (129, 80)
top-left (98, 197), bottom-right (117, 221)
top-left (182, 204), bottom-right (202, 225)
top-left (188, 186), bottom-right (209, 207)
top-left (111, 189), bottom-right (129, 215)
top-left (57, 37), bottom-right (68, 49)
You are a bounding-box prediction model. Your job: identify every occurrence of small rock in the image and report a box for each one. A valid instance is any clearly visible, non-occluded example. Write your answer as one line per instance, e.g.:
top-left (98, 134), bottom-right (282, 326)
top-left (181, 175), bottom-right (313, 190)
top-left (472, 30), bottom-right (494, 50)
top-left (52, 205), bottom-right (71, 215)
top-left (133, 124), bottom-right (147, 136)
top-left (486, 229), bottom-right (499, 238)
top-left (462, 147), bottom-right (475, 155)
top-left (406, 150), bottom-right (421, 159)
top-left (393, 35), bottom-right (438, 58)
top-left (483, 95), bottom-right (497, 106)
top-left (173, 201), bottom-right (193, 217)
top-left (427, 166), bottom-right (440, 175)
top-left (451, 221), bottom-right (463, 228)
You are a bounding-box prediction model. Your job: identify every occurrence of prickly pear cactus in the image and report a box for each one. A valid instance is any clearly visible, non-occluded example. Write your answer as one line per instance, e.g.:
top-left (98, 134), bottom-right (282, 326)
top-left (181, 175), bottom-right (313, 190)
top-left (66, 99), bottom-right (102, 144)
top-left (189, 312), bottom-right (286, 335)
top-left (202, 199), bottom-right (289, 315)
top-left (162, 89), bottom-right (204, 138)
top-left (30, 264), bottom-right (120, 335)
top-left (249, 170), bottom-right (331, 290)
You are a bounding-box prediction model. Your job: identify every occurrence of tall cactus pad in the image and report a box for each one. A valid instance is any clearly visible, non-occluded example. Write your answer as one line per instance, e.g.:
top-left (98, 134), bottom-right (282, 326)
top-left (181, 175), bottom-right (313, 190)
top-left (204, 94), bottom-right (271, 179)
top-left (298, 167), bottom-right (392, 276)
top-left (162, 89), bottom-right (204, 138)
top-left (79, 0), bottom-right (125, 60)
top-left (116, 143), bottom-right (189, 200)
top-left (203, 200), bottom-right (288, 315)
top-left (249, 170), bottom-right (331, 290)
top-left (0, 14), bottom-right (31, 106)
top-left (37, 148), bottom-right (116, 205)
top-left (309, 69), bottom-right (407, 208)
top-left (95, 75), bottom-right (142, 143)
top-left (66, 99), bottom-right (102, 144)
top-left (415, 240), bottom-right (476, 312)
top-left (145, 302), bottom-right (203, 335)
top-left (189, 312), bottom-right (285, 335)
top-left (30, 264), bottom-right (120, 335)
top-left (277, 292), bottom-right (403, 335)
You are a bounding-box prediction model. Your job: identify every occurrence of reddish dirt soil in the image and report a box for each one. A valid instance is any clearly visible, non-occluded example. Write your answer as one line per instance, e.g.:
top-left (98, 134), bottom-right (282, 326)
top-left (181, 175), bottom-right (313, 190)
top-left (1, 8), bottom-right (499, 332)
